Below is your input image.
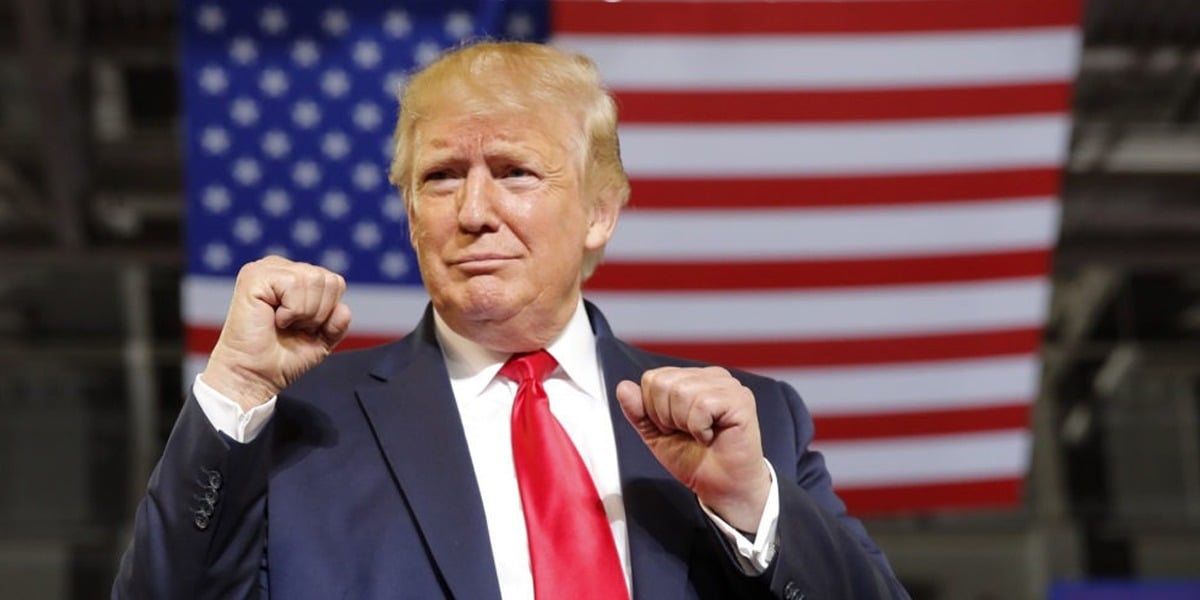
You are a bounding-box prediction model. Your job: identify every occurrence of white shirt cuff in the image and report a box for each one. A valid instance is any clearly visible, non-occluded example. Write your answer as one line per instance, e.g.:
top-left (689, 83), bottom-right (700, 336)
top-left (193, 374), bottom-right (277, 443)
top-left (699, 459), bottom-right (780, 574)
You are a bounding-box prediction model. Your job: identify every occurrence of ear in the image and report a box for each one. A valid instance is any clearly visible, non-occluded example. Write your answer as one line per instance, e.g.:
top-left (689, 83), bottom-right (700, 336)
top-left (584, 193), bottom-right (620, 252)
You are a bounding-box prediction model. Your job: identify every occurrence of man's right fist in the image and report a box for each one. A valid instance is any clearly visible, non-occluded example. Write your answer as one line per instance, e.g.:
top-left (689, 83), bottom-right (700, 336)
top-left (201, 256), bottom-right (352, 410)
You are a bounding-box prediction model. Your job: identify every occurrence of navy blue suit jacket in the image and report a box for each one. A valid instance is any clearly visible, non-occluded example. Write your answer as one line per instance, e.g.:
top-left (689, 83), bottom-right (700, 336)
top-left (114, 302), bottom-right (908, 599)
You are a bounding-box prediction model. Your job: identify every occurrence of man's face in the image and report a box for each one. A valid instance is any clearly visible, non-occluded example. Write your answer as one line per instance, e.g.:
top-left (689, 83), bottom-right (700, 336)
top-left (407, 105), bottom-right (617, 350)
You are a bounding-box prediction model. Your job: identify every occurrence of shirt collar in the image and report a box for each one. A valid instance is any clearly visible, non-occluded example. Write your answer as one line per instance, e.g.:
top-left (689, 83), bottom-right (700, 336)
top-left (433, 299), bottom-right (604, 401)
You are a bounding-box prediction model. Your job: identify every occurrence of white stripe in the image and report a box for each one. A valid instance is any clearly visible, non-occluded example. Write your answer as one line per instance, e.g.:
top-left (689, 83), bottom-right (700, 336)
top-left (187, 340), bottom-right (1039, 415)
top-left (184, 277), bottom-right (430, 330)
top-left (553, 29), bottom-right (1080, 90)
top-left (609, 198), bottom-right (1060, 259)
top-left (587, 278), bottom-right (1049, 340)
top-left (184, 355), bottom-right (207, 393)
top-left (761, 355), bottom-right (1040, 416)
top-left (187, 277), bottom-right (1046, 340)
top-left (619, 115), bottom-right (1070, 176)
top-left (187, 277), bottom-right (1047, 342)
top-left (814, 429), bottom-right (1030, 486)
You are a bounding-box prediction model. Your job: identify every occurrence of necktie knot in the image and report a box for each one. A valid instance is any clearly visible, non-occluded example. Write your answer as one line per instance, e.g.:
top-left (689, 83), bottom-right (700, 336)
top-left (500, 349), bottom-right (558, 385)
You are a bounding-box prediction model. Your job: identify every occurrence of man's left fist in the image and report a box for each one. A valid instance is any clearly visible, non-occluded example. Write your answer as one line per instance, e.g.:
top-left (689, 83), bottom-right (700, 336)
top-left (615, 366), bottom-right (772, 532)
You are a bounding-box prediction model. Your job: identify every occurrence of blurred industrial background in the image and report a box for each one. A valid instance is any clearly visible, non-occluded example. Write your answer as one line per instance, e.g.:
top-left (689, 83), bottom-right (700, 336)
top-left (0, 0), bottom-right (1199, 598)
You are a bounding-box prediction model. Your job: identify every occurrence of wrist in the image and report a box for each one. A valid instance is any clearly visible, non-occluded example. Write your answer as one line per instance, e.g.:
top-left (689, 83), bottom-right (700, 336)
top-left (700, 464), bottom-right (772, 532)
top-left (200, 357), bottom-right (279, 411)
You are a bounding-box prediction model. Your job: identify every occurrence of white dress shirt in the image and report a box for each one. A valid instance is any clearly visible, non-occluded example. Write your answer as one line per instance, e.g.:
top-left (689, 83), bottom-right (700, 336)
top-left (193, 300), bottom-right (780, 599)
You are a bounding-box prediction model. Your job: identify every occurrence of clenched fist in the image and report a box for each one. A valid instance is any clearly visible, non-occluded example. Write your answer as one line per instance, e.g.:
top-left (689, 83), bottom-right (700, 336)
top-left (615, 366), bottom-right (772, 532)
top-left (201, 256), bottom-right (352, 410)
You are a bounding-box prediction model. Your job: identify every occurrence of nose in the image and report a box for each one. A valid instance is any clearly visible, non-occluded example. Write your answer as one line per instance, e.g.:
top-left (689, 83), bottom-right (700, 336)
top-left (457, 165), bottom-right (500, 233)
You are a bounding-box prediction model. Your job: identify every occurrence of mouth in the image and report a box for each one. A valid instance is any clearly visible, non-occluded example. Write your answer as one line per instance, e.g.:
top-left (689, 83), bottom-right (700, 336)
top-left (449, 254), bottom-right (517, 273)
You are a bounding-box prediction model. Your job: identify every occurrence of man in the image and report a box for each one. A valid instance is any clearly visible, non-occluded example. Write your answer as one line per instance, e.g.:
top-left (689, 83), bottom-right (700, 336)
top-left (115, 41), bottom-right (909, 599)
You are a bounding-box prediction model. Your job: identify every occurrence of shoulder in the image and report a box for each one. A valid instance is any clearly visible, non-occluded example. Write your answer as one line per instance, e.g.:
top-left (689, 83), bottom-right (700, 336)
top-left (290, 342), bottom-right (399, 389)
top-left (610, 336), bottom-right (795, 401)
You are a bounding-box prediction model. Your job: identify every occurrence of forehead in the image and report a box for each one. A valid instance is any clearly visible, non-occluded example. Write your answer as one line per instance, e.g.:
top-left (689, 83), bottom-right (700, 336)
top-left (414, 108), bottom-right (577, 158)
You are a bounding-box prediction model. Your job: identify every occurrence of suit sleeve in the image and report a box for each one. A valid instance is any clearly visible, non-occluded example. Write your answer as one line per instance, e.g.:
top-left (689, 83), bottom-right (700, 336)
top-left (112, 393), bottom-right (271, 600)
top-left (764, 381), bottom-right (911, 600)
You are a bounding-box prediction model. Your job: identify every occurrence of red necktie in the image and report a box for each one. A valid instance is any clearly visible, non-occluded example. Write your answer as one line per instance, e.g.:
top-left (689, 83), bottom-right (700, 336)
top-left (503, 350), bottom-right (630, 600)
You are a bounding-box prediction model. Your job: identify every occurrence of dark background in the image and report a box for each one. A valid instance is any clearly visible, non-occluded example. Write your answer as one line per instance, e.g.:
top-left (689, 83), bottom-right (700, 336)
top-left (1, 0), bottom-right (1200, 598)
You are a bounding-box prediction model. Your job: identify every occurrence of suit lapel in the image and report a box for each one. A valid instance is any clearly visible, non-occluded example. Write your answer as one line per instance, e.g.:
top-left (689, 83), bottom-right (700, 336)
top-left (590, 303), bottom-right (699, 600)
top-left (356, 309), bottom-right (502, 600)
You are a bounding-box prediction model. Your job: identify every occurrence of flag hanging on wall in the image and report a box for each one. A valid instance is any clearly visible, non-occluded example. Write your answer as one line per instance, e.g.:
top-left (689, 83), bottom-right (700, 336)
top-left (180, 0), bottom-right (1081, 515)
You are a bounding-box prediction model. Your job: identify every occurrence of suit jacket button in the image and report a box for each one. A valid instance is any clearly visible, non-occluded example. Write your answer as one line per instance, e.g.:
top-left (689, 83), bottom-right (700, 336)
top-left (194, 512), bottom-right (211, 531)
top-left (202, 468), bottom-right (222, 492)
top-left (784, 581), bottom-right (805, 600)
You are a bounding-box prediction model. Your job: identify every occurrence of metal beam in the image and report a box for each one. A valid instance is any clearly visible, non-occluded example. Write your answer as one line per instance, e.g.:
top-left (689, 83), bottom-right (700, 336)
top-left (14, 0), bottom-right (89, 248)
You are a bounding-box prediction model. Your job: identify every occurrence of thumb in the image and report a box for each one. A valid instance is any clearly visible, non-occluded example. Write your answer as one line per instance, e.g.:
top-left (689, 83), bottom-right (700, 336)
top-left (615, 379), bottom-right (647, 428)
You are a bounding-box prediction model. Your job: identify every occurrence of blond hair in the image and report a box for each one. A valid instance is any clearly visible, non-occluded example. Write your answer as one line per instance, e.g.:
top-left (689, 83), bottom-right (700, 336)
top-left (387, 41), bottom-right (629, 278)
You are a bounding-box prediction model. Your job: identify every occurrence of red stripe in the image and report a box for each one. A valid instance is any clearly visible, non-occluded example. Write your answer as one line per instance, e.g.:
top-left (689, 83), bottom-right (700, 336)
top-left (554, 0), bottom-right (1080, 35)
top-left (617, 83), bottom-right (1072, 123)
top-left (815, 404), bottom-right (1030, 441)
top-left (186, 326), bottom-right (397, 356)
top-left (586, 249), bottom-right (1051, 291)
top-left (634, 328), bottom-right (1041, 368)
top-left (188, 326), bottom-right (1040, 367)
top-left (837, 477), bottom-right (1024, 515)
top-left (628, 168), bottom-right (1062, 209)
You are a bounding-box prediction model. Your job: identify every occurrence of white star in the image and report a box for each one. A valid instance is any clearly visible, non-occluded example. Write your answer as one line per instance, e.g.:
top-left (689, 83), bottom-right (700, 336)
top-left (292, 218), bottom-right (322, 247)
top-left (322, 7), bottom-right (350, 37)
top-left (259, 68), bottom-right (289, 97)
top-left (232, 215), bottom-right (263, 244)
top-left (353, 102), bottom-right (383, 131)
top-left (261, 129), bottom-right (291, 159)
top-left (203, 243), bottom-right (233, 270)
top-left (321, 190), bottom-right (351, 219)
top-left (198, 66), bottom-right (228, 95)
top-left (352, 163), bottom-right (382, 190)
top-left (353, 221), bottom-right (383, 249)
top-left (320, 248), bottom-right (350, 273)
top-left (383, 71), bottom-right (407, 97)
top-left (232, 157), bottom-right (262, 186)
top-left (291, 100), bottom-right (321, 129)
top-left (507, 13), bottom-right (535, 39)
top-left (380, 251), bottom-right (410, 279)
top-left (196, 5), bottom-right (225, 33)
top-left (383, 10), bottom-right (412, 38)
top-left (291, 38), bottom-right (320, 67)
top-left (262, 188), bottom-right (291, 216)
top-left (444, 11), bottom-right (474, 41)
top-left (381, 137), bottom-right (396, 159)
top-left (230, 97), bottom-right (260, 126)
top-left (229, 36), bottom-right (258, 65)
top-left (321, 131), bottom-right (350, 160)
top-left (202, 185), bottom-right (232, 214)
top-left (200, 126), bottom-right (230, 155)
top-left (260, 6), bottom-right (288, 35)
top-left (320, 69), bottom-right (351, 98)
top-left (352, 40), bottom-right (382, 70)
top-left (382, 193), bottom-right (406, 221)
top-left (292, 160), bottom-right (322, 188)
top-left (414, 41), bottom-right (442, 66)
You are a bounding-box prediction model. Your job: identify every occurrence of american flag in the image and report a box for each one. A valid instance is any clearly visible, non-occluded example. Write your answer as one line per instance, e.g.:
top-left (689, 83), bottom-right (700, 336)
top-left (181, 0), bottom-right (1081, 515)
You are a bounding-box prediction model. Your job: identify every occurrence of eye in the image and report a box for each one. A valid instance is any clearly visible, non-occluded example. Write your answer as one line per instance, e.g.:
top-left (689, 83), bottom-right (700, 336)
top-left (503, 166), bottom-right (537, 179)
top-left (423, 170), bottom-right (450, 182)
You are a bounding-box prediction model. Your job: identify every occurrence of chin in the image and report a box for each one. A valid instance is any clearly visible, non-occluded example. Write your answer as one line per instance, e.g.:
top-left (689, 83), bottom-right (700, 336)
top-left (445, 284), bottom-right (521, 323)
